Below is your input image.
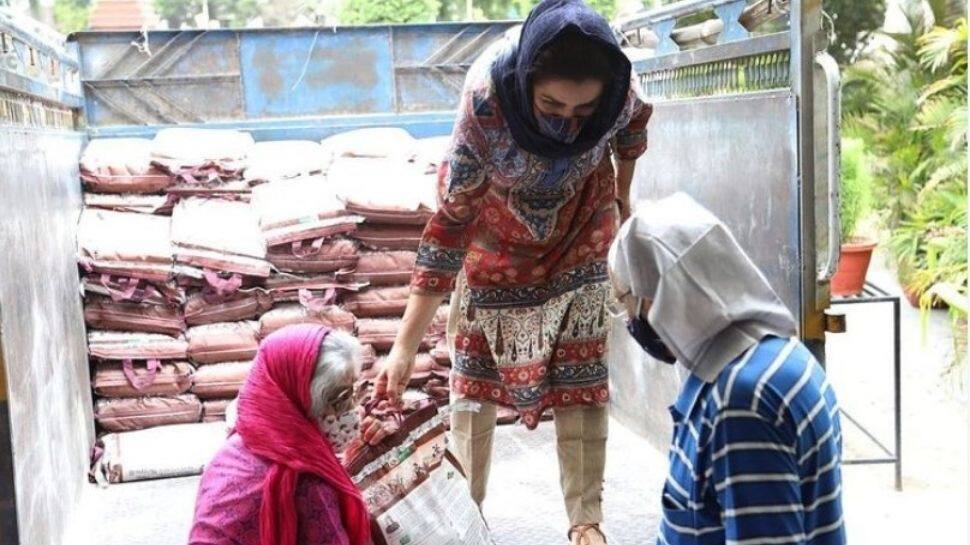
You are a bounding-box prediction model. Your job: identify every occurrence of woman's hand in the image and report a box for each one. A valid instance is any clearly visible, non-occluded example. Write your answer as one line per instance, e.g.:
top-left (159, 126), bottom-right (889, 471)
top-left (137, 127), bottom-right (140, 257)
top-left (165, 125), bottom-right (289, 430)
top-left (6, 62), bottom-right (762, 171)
top-left (372, 291), bottom-right (448, 404)
top-left (372, 351), bottom-right (414, 405)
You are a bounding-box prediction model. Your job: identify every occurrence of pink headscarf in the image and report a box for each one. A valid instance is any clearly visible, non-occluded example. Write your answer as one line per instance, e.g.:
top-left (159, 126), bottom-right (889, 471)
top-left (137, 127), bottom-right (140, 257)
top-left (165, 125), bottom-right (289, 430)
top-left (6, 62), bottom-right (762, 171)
top-left (234, 324), bottom-right (370, 545)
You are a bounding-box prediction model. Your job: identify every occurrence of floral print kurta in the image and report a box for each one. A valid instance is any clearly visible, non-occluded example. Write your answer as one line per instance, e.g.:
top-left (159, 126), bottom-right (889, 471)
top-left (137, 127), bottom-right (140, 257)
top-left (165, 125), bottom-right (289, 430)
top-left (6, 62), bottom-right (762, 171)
top-left (411, 45), bottom-right (652, 428)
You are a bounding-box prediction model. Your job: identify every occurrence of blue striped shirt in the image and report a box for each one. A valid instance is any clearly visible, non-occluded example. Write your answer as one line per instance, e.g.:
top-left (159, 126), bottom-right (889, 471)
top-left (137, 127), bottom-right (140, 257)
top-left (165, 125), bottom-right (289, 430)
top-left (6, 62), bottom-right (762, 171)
top-left (657, 335), bottom-right (846, 545)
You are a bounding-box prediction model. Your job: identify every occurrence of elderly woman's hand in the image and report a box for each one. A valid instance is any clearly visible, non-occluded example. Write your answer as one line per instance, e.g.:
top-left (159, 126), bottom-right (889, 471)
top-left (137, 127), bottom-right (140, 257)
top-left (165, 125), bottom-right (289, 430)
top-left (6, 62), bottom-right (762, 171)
top-left (360, 415), bottom-right (397, 446)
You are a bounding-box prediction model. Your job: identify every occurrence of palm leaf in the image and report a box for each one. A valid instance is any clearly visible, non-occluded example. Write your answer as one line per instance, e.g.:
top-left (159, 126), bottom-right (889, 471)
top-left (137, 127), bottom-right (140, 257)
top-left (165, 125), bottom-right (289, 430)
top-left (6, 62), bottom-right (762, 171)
top-left (945, 105), bottom-right (968, 150)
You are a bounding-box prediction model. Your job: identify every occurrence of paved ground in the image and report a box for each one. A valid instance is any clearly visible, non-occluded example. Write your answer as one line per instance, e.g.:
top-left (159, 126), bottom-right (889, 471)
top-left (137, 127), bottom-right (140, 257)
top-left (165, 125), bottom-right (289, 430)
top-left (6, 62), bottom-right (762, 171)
top-left (73, 256), bottom-right (968, 545)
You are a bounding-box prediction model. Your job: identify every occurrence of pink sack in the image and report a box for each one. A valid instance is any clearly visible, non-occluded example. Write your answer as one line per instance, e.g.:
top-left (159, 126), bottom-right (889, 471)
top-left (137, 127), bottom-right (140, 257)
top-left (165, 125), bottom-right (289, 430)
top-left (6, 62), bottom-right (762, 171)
top-left (77, 208), bottom-right (174, 282)
top-left (251, 175), bottom-right (364, 245)
top-left (320, 128), bottom-right (416, 159)
top-left (351, 251), bottom-right (417, 286)
top-left (88, 331), bottom-right (188, 361)
top-left (243, 140), bottom-right (329, 185)
top-left (432, 339), bottom-right (451, 367)
top-left (202, 399), bottom-right (234, 422)
top-left (330, 157), bottom-right (436, 225)
top-left (92, 360), bottom-right (194, 398)
top-left (258, 304), bottom-right (356, 338)
top-left (356, 319), bottom-right (406, 351)
top-left (80, 138), bottom-right (172, 194)
top-left (356, 318), bottom-right (436, 351)
top-left (191, 361), bottom-right (253, 399)
top-left (267, 237), bottom-right (360, 274)
top-left (95, 394), bottom-right (203, 432)
top-left (360, 344), bottom-right (377, 371)
top-left (170, 198), bottom-right (270, 277)
top-left (83, 193), bottom-right (175, 215)
top-left (341, 286), bottom-right (411, 318)
top-left (186, 321), bottom-right (260, 365)
top-left (84, 296), bottom-right (186, 337)
top-left (184, 289), bottom-right (273, 326)
top-left (354, 223), bottom-right (425, 251)
top-left (360, 358), bottom-right (382, 382)
top-left (82, 274), bottom-right (185, 307)
top-left (150, 127), bottom-right (253, 178)
top-left (166, 180), bottom-right (252, 199)
top-left (264, 275), bottom-right (366, 305)
top-left (410, 136), bottom-right (452, 172)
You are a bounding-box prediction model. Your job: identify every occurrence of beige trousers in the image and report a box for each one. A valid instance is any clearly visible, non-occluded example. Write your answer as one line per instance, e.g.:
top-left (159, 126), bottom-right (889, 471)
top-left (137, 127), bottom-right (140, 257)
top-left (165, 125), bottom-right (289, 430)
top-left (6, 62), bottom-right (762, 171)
top-left (450, 402), bottom-right (609, 526)
top-left (447, 271), bottom-right (609, 526)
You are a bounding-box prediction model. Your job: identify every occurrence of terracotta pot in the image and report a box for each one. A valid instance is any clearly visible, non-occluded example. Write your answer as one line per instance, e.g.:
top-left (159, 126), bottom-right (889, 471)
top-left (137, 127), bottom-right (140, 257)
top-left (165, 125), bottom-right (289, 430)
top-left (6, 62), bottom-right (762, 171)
top-left (901, 284), bottom-right (921, 308)
top-left (901, 282), bottom-right (951, 309)
top-left (831, 239), bottom-right (877, 297)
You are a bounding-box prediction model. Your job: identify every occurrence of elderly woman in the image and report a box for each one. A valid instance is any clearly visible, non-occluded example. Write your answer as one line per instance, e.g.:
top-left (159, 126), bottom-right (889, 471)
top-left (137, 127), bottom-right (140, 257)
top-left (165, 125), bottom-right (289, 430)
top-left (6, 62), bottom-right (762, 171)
top-left (608, 193), bottom-right (846, 545)
top-left (188, 325), bottom-right (371, 545)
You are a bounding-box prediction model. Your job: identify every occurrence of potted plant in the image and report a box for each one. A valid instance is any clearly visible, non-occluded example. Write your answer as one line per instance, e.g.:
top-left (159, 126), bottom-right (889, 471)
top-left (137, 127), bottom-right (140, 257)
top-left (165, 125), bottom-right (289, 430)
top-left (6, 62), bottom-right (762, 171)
top-left (831, 137), bottom-right (877, 296)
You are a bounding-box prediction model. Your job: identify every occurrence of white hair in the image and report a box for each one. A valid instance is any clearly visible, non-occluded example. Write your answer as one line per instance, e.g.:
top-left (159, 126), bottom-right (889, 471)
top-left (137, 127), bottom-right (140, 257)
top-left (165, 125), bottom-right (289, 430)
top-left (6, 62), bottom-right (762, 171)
top-left (309, 329), bottom-right (363, 419)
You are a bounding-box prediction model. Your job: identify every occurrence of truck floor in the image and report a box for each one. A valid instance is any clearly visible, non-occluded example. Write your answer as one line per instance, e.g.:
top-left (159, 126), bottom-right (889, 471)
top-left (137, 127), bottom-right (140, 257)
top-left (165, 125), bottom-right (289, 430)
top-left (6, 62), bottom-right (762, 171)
top-left (76, 418), bottom-right (665, 545)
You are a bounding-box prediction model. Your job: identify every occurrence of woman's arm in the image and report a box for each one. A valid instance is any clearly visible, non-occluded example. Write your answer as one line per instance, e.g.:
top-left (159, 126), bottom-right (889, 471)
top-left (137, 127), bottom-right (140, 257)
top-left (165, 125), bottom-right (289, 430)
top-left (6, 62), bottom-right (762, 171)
top-left (613, 85), bottom-right (653, 220)
top-left (614, 158), bottom-right (636, 221)
top-left (372, 291), bottom-right (448, 403)
top-left (373, 88), bottom-right (490, 404)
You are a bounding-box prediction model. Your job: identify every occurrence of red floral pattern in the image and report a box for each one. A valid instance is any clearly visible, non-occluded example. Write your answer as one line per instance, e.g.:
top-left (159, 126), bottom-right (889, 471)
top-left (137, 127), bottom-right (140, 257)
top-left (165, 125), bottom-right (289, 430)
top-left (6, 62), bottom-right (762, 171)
top-left (409, 50), bottom-right (651, 424)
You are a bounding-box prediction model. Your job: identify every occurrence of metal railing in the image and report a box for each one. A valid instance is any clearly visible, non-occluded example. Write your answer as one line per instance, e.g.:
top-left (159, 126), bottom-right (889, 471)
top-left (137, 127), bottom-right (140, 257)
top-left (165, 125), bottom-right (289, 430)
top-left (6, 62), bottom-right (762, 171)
top-left (617, 0), bottom-right (793, 99)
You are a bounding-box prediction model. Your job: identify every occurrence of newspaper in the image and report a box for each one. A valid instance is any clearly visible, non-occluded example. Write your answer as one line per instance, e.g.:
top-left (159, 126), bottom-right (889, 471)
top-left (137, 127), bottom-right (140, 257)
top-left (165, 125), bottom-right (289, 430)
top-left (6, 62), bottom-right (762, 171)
top-left (350, 405), bottom-right (493, 545)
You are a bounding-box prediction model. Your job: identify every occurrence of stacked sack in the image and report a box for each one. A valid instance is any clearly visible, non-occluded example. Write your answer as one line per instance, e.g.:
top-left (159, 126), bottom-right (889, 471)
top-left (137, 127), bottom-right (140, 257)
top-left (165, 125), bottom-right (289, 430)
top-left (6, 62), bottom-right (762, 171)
top-left (79, 127), bottom-right (476, 484)
top-left (80, 129), bottom-right (264, 483)
top-left (323, 128), bottom-right (453, 406)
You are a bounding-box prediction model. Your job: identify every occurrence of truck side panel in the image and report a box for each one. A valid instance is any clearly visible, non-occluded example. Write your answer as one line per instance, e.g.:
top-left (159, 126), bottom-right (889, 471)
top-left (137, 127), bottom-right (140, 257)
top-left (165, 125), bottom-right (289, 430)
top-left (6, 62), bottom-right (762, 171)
top-left (0, 14), bottom-right (90, 545)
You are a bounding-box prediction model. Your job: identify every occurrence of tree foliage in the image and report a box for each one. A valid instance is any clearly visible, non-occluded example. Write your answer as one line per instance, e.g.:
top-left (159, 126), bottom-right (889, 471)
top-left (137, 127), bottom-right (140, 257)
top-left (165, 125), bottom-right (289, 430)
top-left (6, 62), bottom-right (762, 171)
top-left (340, 0), bottom-right (441, 24)
top-left (845, 0), bottom-right (966, 331)
top-left (154, 0), bottom-right (260, 28)
top-left (823, 0), bottom-right (887, 65)
top-left (53, 0), bottom-right (89, 34)
top-left (839, 137), bottom-right (872, 240)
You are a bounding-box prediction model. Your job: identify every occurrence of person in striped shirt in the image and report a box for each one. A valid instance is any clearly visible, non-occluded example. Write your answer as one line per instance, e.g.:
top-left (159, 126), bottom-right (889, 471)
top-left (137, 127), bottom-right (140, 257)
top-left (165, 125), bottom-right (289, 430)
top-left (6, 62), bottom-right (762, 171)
top-left (607, 193), bottom-right (846, 545)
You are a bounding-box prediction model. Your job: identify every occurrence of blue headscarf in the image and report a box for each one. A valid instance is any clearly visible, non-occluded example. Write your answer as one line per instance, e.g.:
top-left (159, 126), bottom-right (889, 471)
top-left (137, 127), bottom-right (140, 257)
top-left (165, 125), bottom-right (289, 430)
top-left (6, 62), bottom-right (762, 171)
top-left (491, 0), bottom-right (632, 160)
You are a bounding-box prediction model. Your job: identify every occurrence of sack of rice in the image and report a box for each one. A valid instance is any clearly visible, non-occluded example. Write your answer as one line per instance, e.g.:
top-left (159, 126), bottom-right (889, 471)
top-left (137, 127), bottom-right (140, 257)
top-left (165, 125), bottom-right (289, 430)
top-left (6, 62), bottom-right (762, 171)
top-left (94, 394), bottom-right (203, 432)
top-left (80, 138), bottom-right (172, 194)
top-left (258, 304), bottom-right (356, 338)
top-left (170, 198), bottom-right (270, 278)
top-left (186, 321), bottom-right (260, 365)
top-left (243, 140), bottom-right (329, 185)
top-left (92, 360), bottom-right (194, 398)
top-left (91, 421), bottom-right (228, 484)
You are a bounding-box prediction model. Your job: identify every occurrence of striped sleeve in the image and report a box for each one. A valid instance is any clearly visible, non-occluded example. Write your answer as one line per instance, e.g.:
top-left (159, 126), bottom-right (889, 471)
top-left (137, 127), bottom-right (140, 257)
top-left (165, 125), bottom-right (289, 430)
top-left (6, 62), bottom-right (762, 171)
top-left (710, 409), bottom-right (806, 545)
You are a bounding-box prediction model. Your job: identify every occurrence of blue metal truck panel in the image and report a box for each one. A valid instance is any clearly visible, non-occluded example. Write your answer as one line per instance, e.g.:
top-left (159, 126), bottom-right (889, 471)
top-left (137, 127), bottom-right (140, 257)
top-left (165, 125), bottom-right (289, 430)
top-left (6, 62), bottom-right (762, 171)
top-left (72, 23), bottom-right (517, 140)
top-left (240, 28), bottom-right (397, 117)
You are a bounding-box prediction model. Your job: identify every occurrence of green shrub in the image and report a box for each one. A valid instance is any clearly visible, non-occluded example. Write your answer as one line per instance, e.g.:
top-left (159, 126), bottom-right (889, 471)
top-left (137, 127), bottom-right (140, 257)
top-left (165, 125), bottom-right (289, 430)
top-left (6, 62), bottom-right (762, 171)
top-left (839, 136), bottom-right (872, 240)
top-left (341, 0), bottom-right (441, 24)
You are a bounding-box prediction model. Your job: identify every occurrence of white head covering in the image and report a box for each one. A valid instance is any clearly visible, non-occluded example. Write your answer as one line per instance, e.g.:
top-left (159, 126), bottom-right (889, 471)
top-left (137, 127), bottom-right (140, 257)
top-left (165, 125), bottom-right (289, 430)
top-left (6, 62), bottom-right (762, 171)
top-left (607, 193), bottom-right (798, 382)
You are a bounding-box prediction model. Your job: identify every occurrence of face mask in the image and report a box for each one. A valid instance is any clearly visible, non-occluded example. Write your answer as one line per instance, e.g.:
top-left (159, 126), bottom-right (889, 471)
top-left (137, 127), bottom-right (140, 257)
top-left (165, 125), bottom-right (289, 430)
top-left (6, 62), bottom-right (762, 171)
top-left (320, 408), bottom-right (361, 454)
top-left (535, 112), bottom-right (584, 143)
top-left (627, 316), bottom-right (677, 364)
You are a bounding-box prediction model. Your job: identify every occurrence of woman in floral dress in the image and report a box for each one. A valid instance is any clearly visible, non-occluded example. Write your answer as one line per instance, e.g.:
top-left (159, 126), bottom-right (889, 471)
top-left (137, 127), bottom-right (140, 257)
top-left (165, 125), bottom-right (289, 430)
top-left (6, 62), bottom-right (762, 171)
top-left (373, 1), bottom-right (651, 543)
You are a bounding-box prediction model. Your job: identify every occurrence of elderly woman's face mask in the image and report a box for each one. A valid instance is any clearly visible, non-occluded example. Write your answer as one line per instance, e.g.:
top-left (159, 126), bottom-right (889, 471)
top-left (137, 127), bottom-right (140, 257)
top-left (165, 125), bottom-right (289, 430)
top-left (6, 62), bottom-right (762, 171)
top-left (319, 385), bottom-right (361, 454)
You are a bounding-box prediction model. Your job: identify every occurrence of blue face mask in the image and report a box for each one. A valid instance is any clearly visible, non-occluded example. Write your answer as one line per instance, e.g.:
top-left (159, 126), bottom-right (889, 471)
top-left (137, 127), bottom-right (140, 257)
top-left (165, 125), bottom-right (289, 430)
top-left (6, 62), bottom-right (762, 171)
top-left (535, 112), bottom-right (584, 144)
top-left (627, 316), bottom-right (677, 364)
